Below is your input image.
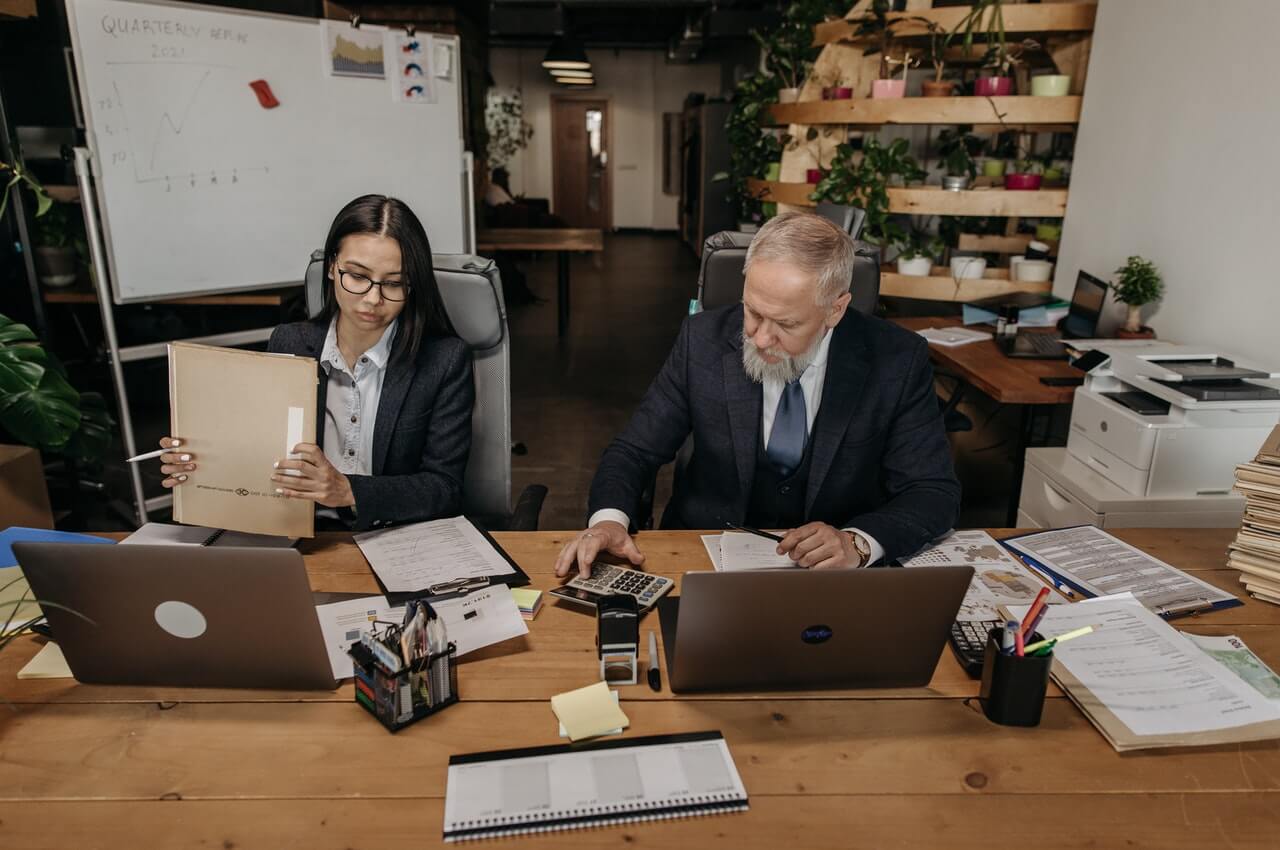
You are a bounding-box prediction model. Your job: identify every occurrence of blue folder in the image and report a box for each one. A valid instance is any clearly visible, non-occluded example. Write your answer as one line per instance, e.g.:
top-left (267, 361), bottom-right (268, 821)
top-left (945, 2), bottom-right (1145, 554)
top-left (0, 526), bottom-right (114, 569)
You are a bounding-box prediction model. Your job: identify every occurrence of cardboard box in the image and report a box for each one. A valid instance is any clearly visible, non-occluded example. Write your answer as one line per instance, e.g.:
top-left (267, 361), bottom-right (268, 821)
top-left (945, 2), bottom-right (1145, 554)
top-left (0, 445), bottom-right (54, 530)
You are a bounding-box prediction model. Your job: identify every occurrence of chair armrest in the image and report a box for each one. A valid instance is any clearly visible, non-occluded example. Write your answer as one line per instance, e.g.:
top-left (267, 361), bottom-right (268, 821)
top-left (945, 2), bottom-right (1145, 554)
top-left (508, 484), bottom-right (548, 532)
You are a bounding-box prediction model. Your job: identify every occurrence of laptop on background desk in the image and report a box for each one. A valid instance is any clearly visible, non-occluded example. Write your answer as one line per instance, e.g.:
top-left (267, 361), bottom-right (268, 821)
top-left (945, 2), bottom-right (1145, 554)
top-left (656, 567), bottom-right (972, 693)
top-left (1000, 271), bottom-right (1110, 360)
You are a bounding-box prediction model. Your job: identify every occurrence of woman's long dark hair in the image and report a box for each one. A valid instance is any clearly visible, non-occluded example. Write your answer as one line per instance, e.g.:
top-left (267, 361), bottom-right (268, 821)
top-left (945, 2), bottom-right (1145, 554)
top-left (320, 195), bottom-right (455, 362)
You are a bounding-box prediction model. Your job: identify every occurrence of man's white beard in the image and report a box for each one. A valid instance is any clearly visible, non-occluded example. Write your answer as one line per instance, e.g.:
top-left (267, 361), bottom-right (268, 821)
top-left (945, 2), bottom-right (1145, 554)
top-left (741, 327), bottom-right (824, 384)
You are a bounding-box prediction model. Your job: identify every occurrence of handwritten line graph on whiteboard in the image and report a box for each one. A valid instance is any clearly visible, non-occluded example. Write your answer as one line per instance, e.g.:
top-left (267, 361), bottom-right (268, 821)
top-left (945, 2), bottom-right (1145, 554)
top-left (101, 60), bottom-right (270, 189)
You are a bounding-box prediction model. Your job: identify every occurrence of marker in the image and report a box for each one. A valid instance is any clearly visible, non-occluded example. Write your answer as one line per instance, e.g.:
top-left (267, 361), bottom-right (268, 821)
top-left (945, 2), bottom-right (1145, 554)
top-left (1000, 620), bottom-right (1019, 654)
top-left (1014, 629), bottom-right (1025, 658)
top-left (1023, 625), bottom-right (1096, 656)
top-left (724, 523), bottom-right (783, 543)
top-left (1019, 587), bottom-right (1051, 640)
top-left (647, 631), bottom-right (661, 692)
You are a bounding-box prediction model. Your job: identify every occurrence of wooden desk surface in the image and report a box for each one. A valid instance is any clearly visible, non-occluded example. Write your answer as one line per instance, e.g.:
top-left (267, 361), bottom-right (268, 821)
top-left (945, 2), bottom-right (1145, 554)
top-left (5, 528), bottom-right (1279, 849)
top-left (476, 227), bottom-right (605, 252)
top-left (894, 316), bottom-right (1081, 405)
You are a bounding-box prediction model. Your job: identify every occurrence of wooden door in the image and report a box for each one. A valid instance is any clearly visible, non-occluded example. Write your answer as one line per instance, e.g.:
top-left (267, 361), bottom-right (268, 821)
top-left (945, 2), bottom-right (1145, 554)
top-left (551, 97), bottom-right (610, 229)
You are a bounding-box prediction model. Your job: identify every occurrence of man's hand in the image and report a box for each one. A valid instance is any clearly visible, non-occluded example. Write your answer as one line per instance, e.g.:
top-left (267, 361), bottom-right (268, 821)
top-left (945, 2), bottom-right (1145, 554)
top-left (777, 522), bottom-right (862, 569)
top-left (554, 521), bottom-right (646, 579)
top-left (270, 443), bottom-right (356, 508)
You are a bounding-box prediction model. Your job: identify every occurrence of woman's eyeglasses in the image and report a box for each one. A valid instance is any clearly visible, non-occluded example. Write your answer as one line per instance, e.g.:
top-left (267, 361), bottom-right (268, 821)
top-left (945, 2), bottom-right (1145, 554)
top-left (337, 267), bottom-right (409, 302)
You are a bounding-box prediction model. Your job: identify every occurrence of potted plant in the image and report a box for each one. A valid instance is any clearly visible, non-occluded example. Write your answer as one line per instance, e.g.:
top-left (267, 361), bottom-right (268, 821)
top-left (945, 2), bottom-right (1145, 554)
top-left (894, 229), bottom-right (942, 276)
top-left (810, 136), bottom-right (926, 248)
top-left (975, 38), bottom-right (1037, 96)
top-left (980, 131), bottom-right (1016, 178)
top-left (718, 70), bottom-right (783, 228)
top-left (852, 1), bottom-right (928, 99)
top-left (484, 88), bottom-right (534, 172)
top-left (32, 202), bottom-right (87, 288)
top-left (921, 21), bottom-right (955, 97)
top-left (1112, 255), bottom-right (1164, 339)
top-left (755, 0), bottom-right (845, 102)
top-left (936, 125), bottom-right (980, 191)
top-left (872, 51), bottom-right (917, 99)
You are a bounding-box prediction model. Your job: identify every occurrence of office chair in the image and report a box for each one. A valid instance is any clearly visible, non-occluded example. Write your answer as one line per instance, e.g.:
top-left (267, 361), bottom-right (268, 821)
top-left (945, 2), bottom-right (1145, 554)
top-left (305, 251), bottom-right (547, 530)
top-left (814, 201), bottom-right (867, 240)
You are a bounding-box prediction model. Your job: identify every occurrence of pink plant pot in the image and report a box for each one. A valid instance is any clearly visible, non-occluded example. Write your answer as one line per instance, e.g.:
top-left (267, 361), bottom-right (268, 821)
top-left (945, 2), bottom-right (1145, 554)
top-left (870, 79), bottom-right (906, 99)
top-left (822, 86), bottom-right (853, 100)
top-left (1003, 173), bottom-right (1043, 191)
top-left (805, 168), bottom-right (824, 184)
top-left (973, 76), bottom-right (1013, 97)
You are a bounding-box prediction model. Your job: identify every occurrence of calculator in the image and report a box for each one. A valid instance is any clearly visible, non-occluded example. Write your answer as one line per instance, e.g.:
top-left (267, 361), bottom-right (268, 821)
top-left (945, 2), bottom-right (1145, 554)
top-left (549, 562), bottom-right (674, 612)
top-left (949, 620), bottom-right (1001, 678)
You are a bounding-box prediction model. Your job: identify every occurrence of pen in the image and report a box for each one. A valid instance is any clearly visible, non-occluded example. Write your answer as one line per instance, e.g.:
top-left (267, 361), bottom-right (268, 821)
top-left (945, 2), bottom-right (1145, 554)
top-left (1014, 629), bottom-right (1025, 658)
top-left (1023, 625), bottom-right (1096, 656)
top-left (1000, 620), bottom-right (1019, 654)
top-left (125, 447), bottom-right (173, 463)
top-left (647, 631), bottom-right (661, 692)
top-left (1025, 603), bottom-right (1050, 639)
top-left (724, 523), bottom-right (783, 543)
top-left (1019, 587), bottom-right (1050, 640)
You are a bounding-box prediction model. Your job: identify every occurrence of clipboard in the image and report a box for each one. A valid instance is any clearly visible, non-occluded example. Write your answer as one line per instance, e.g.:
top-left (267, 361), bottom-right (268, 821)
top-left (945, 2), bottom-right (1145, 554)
top-left (999, 525), bottom-right (1242, 619)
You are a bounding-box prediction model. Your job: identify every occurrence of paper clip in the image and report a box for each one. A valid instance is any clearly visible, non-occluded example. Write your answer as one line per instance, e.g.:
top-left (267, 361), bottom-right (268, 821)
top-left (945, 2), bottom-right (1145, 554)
top-left (429, 576), bottom-right (491, 597)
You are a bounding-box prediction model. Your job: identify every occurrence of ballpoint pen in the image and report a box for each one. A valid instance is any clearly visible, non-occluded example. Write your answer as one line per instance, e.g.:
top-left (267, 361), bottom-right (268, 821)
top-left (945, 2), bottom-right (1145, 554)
top-left (647, 631), bottom-right (661, 692)
top-left (724, 523), bottom-right (783, 543)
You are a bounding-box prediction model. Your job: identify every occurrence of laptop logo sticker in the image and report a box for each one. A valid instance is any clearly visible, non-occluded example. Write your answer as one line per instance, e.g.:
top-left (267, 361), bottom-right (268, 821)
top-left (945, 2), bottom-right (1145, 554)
top-left (801, 625), bottom-right (833, 644)
top-left (154, 601), bottom-right (208, 639)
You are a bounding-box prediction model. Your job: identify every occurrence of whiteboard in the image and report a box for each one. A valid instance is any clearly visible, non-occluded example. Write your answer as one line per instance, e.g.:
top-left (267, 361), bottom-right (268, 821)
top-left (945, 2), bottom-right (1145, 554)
top-left (67, 0), bottom-right (467, 302)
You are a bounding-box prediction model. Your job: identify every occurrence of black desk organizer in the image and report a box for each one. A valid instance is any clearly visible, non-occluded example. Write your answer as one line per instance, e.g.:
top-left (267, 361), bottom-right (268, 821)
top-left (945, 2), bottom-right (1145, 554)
top-left (348, 639), bottom-right (459, 733)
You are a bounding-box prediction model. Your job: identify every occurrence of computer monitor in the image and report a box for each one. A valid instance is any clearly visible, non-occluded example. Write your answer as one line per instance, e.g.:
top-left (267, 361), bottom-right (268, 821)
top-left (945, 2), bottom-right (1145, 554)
top-left (1061, 271), bottom-right (1108, 339)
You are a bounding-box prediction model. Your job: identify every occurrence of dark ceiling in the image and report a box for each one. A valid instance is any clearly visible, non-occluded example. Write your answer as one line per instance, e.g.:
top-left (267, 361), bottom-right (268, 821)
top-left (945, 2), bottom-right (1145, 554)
top-left (488, 1), bottom-right (782, 50)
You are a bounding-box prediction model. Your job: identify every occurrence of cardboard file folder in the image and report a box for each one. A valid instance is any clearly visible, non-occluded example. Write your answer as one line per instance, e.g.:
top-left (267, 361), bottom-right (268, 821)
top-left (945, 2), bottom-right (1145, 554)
top-left (168, 342), bottom-right (317, 538)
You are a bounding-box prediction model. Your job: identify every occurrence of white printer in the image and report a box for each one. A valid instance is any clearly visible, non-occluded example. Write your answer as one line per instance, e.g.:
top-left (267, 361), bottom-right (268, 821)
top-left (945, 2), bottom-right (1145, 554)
top-left (1065, 346), bottom-right (1280, 498)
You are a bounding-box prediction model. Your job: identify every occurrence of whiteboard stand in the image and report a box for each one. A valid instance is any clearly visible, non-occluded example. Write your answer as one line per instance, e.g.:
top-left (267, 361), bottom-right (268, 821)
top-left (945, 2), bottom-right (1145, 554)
top-left (74, 145), bottom-right (277, 525)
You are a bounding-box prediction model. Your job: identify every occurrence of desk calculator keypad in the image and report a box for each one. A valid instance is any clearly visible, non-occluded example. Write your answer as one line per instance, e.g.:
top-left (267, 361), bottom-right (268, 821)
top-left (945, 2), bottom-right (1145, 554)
top-left (562, 563), bottom-right (674, 610)
top-left (950, 619), bottom-right (1000, 678)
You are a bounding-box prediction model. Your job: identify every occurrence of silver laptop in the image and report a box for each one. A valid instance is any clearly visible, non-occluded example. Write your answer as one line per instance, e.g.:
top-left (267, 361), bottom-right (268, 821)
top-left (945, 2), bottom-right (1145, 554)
top-left (657, 566), bottom-right (973, 693)
top-left (13, 542), bottom-right (336, 690)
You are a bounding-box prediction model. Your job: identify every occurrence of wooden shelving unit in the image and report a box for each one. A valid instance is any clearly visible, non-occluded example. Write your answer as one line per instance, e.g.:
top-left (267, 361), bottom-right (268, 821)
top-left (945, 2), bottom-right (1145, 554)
top-left (768, 96), bottom-right (1081, 128)
top-left (813, 3), bottom-right (1097, 46)
top-left (958, 233), bottom-right (1058, 256)
top-left (747, 179), bottom-right (1069, 217)
top-left (879, 266), bottom-right (1051, 302)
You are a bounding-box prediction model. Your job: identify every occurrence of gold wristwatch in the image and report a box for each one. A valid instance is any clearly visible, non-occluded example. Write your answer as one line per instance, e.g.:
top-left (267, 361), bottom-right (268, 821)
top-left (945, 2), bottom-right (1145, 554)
top-left (847, 531), bottom-right (872, 568)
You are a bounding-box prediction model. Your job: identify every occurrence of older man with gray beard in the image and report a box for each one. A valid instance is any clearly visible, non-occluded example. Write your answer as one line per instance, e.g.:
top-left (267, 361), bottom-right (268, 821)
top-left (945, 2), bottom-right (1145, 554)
top-left (556, 212), bottom-right (960, 577)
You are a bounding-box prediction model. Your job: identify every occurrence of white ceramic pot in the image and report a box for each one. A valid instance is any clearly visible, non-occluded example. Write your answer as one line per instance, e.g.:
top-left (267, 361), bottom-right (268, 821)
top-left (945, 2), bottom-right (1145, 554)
top-left (777, 87), bottom-right (801, 104)
top-left (1030, 75), bottom-right (1071, 96)
top-left (941, 175), bottom-right (970, 191)
top-left (1014, 259), bottom-right (1054, 282)
top-left (737, 222), bottom-right (760, 234)
top-left (896, 256), bottom-right (934, 276)
top-left (950, 256), bottom-right (987, 280)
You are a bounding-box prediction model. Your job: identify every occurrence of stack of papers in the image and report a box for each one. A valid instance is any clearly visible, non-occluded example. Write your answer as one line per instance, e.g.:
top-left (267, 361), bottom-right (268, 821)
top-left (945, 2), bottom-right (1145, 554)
top-left (1005, 593), bottom-right (1280, 751)
top-left (1229, 426), bottom-right (1280, 603)
top-left (917, 326), bottom-right (992, 348)
top-left (901, 530), bottom-right (1061, 621)
top-left (353, 516), bottom-right (518, 594)
top-left (699, 532), bottom-right (795, 572)
top-left (549, 680), bottom-right (630, 741)
top-left (511, 588), bottom-right (542, 621)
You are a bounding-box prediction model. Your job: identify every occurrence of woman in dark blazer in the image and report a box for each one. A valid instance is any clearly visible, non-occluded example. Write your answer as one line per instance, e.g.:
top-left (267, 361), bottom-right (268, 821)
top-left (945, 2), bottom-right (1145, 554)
top-left (156, 195), bottom-right (474, 530)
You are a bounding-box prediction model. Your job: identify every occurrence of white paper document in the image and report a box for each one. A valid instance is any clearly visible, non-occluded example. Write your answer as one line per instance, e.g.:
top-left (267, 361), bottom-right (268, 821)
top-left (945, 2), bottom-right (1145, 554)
top-left (1003, 525), bottom-right (1238, 615)
top-left (903, 530), bottom-right (1059, 622)
top-left (717, 532), bottom-right (796, 571)
top-left (353, 516), bottom-right (515, 592)
top-left (314, 595), bottom-right (404, 679)
top-left (432, 586), bottom-right (528, 657)
top-left (700, 534), bottom-right (724, 571)
top-left (1009, 593), bottom-right (1280, 737)
top-left (918, 326), bottom-right (992, 347)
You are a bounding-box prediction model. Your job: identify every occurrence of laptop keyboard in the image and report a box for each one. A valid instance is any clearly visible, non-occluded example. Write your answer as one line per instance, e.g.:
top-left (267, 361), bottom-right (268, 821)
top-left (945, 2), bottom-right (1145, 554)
top-left (1023, 334), bottom-right (1064, 355)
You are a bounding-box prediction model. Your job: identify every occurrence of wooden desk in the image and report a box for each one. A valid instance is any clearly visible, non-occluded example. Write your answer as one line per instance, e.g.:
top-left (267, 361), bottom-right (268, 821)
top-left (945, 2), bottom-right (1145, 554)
top-left (895, 316), bottom-right (1082, 524)
top-left (475, 228), bottom-right (605, 338)
top-left (3, 528), bottom-right (1278, 847)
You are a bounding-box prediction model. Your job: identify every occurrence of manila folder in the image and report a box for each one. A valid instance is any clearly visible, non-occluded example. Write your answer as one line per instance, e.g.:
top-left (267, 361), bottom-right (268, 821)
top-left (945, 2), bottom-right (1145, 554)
top-left (169, 342), bottom-right (317, 538)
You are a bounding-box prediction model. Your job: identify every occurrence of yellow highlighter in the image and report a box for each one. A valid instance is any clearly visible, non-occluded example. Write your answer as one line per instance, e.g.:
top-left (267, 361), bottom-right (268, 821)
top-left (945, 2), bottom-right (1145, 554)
top-left (1023, 624), bottom-right (1097, 656)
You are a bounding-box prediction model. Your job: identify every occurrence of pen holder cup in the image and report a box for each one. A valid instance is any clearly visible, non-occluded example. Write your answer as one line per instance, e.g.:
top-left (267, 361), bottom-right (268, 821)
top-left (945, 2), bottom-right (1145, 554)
top-left (978, 630), bottom-right (1052, 727)
top-left (348, 641), bottom-right (459, 733)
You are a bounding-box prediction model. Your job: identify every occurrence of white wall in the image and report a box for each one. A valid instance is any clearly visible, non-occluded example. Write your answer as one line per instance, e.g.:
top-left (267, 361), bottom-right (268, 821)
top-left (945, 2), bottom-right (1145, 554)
top-left (1056, 0), bottom-right (1279, 365)
top-left (488, 47), bottom-right (723, 230)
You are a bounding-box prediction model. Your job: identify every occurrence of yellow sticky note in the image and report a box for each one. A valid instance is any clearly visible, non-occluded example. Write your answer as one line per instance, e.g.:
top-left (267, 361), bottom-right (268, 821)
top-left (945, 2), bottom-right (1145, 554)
top-left (550, 681), bottom-right (629, 742)
top-left (18, 642), bottom-right (73, 679)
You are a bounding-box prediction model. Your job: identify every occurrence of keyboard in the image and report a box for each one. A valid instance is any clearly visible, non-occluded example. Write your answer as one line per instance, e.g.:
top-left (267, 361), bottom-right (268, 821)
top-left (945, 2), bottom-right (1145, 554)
top-left (549, 562), bottom-right (674, 611)
top-left (1022, 333), bottom-right (1066, 355)
top-left (949, 619), bottom-right (1000, 678)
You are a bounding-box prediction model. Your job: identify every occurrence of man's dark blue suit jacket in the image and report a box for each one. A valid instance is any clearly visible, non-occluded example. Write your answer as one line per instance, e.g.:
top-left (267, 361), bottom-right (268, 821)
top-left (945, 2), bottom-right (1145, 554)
top-left (587, 305), bottom-right (961, 562)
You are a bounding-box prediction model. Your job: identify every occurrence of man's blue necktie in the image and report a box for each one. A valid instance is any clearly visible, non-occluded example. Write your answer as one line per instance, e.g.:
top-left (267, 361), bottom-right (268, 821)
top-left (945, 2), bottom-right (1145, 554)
top-left (766, 379), bottom-right (807, 477)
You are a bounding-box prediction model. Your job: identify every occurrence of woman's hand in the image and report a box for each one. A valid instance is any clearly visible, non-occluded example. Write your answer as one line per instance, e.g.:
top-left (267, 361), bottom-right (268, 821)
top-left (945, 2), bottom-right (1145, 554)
top-left (271, 443), bottom-right (355, 508)
top-left (158, 437), bottom-right (196, 489)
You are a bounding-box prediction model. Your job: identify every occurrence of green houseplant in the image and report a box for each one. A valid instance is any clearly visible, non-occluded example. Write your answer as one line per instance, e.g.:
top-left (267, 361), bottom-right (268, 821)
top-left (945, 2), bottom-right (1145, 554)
top-left (755, 0), bottom-right (845, 102)
top-left (720, 71), bottom-right (783, 227)
top-left (33, 202), bottom-right (87, 288)
top-left (936, 125), bottom-right (981, 190)
top-left (810, 137), bottom-right (925, 247)
top-left (483, 88), bottom-right (534, 171)
top-left (1112, 255), bottom-right (1164, 338)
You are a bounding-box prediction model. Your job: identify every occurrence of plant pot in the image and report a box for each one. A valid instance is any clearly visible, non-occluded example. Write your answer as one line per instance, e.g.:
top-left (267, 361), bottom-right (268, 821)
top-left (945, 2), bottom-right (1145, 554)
top-left (805, 168), bottom-right (824, 184)
top-left (870, 79), bottom-right (906, 99)
top-left (921, 80), bottom-right (955, 98)
top-left (1035, 223), bottom-right (1063, 241)
top-left (950, 256), bottom-right (987, 280)
top-left (1030, 75), bottom-right (1071, 97)
top-left (1012, 259), bottom-right (1053, 282)
top-left (764, 162), bottom-right (781, 181)
top-left (34, 245), bottom-right (78, 287)
top-left (981, 159), bottom-right (1007, 178)
top-left (973, 76), bottom-right (1013, 97)
top-left (941, 175), bottom-right (970, 192)
top-left (896, 256), bottom-right (934, 276)
top-left (1116, 325), bottom-right (1157, 340)
top-left (1004, 173), bottom-right (1043, 191)
top-left (1024, 240), bottom-right (1052, 260)
top-left (777, 87), bottom-right (802, 104)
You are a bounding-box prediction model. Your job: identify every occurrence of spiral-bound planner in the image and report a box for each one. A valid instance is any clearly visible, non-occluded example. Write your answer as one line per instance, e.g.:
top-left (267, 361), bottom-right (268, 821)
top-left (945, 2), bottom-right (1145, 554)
top-left (443, 731), bottom-right (748, 842)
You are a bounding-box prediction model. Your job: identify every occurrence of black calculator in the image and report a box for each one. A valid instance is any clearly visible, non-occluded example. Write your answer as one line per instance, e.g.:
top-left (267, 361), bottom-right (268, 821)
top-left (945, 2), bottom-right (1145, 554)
top-left (949, 620), bottom-right (1000, 678)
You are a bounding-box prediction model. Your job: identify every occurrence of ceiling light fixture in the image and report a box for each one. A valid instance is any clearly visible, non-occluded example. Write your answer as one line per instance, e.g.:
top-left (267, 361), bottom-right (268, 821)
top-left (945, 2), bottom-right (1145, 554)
top-left (550, 69), bottom-right (594, 79)
top-left (542, 35), bottom-right (590, 70)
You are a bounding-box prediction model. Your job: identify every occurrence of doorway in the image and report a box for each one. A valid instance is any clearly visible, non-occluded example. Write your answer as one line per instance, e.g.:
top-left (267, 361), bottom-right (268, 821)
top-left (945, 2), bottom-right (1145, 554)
top-left (551, 96), bottom-right (611, 229)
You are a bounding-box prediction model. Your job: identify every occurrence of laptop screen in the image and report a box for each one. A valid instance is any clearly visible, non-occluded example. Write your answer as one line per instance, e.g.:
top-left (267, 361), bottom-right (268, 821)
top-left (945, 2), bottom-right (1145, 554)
top-left (1061, 271), bottom-right (1108, 338)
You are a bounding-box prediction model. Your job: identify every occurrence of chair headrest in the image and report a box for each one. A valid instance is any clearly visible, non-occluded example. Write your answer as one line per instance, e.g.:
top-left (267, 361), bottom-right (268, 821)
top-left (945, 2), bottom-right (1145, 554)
top-left (304, 251), bottom-right (505, 351)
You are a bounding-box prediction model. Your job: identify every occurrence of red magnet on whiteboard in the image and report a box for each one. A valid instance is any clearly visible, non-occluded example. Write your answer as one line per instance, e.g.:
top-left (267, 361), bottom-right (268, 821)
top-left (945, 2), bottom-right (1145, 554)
top-left (249, 80), bottom-right (280, 109)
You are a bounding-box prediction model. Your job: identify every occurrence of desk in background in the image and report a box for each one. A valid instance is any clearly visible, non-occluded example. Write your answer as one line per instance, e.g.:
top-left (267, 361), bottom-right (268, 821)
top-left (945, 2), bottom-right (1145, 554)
top-left (895, 316), bottom-right (1080, 525)
top-left (3, 529), bottom-right (1280, 847)
top-left (476, 228), bottom-right (604, 338)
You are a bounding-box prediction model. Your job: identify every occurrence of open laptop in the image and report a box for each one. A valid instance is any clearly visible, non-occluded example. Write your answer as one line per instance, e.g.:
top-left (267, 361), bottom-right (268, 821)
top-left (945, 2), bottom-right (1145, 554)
top-left (13, 542), bottom-right (337, 690)
top-left (656, 566), bottom-right (973, 693)
top-left (1000, 270), bottom-right (1109, 360)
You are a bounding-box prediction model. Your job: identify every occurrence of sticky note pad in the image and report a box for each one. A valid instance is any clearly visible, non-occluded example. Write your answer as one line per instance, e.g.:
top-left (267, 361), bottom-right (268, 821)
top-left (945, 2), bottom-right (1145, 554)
top-left (550, 681), bottom-right (629, 742)
top-left (18, 642), bottom-right (73, 679)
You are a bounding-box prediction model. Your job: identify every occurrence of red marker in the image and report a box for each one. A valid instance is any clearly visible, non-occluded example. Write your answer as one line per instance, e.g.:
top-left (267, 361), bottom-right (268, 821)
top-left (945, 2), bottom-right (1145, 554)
top-left (1019, 587), bottom-right (1050, 640)
top-left (249, 79), bottom-right (280, 109)
top-left (1014, 629), bottom-right (1025, 658)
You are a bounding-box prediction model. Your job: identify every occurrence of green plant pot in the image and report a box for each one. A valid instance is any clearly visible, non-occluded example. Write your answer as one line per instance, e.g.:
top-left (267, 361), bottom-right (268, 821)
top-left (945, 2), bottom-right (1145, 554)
top-left (1035, 223), bottom-right (1063, 241)
top-left (982, 159), bottom-right (1006, 178)
top-left (764, 162), bottom-right (781, 181)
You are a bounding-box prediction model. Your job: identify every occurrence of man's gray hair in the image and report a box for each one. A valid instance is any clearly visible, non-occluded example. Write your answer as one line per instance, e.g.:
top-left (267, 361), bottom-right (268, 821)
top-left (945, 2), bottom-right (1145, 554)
top-left (743, 211), bottom-right (856, 306)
